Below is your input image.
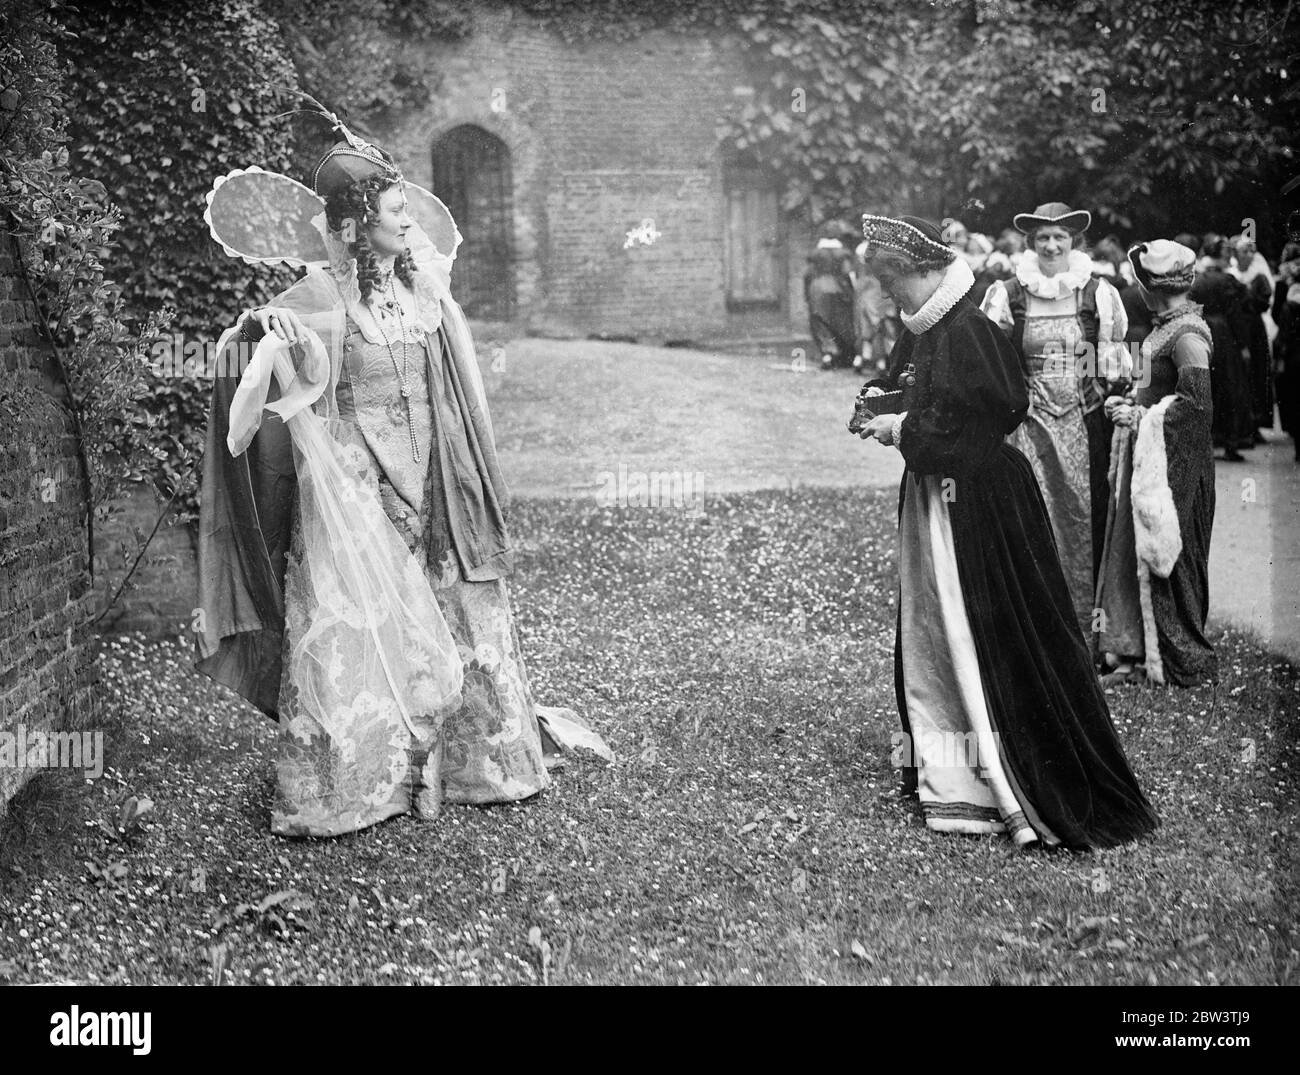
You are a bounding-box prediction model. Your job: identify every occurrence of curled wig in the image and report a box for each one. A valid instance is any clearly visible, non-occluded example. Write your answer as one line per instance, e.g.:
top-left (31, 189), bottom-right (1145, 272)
top-left (323, 175), bottom-right (418, 304)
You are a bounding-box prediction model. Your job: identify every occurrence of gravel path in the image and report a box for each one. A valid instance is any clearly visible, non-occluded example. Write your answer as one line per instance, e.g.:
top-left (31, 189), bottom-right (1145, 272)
top-left (488, 337), bottom-right (1298, 659)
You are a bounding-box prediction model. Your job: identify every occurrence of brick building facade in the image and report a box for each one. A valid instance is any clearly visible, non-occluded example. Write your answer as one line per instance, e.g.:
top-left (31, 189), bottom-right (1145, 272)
top-left (377, 6), bottom-right (812, 341)
top-left (0, 235), bottom-right (99, 813)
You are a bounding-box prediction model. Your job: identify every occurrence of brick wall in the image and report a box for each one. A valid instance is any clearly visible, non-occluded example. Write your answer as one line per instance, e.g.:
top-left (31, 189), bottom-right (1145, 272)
top-left (93, 485), bottom-right (197, 638)
top-left (544, 170), bottom-right (726, 335)
top-left (0, 235), bottom-right (99, 813)
top-left (380, 6), bottom-right (813, 338)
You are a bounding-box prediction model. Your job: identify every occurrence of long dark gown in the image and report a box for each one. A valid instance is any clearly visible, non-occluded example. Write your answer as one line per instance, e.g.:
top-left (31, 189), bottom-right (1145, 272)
top-left (882, 293), bottom-right (1159, 849)
top-left (1192, 268), bottom-right (1253, 450)
top-left (1275, 287), bottom-right (1300, 456)
top-left (1242, 273), bottom-right (1275, 430)
top-left (1096, 308), bottom-right (1219, 686)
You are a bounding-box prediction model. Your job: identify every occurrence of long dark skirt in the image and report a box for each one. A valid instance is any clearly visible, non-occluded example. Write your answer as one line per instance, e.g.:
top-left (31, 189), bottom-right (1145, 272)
top-left (1275, 303), bottom-right (1300, 453)
top-left (894, 444), bottom-right (1160, 849)
top-left (1246, 313), bottom-right (1274, 429)
top-left (1208, 316), bottom-right (1253, 448)
top-left (1150, 371), bottom-right (1219, 685)
top-left (1084, 405), bottom-right (1113, 586)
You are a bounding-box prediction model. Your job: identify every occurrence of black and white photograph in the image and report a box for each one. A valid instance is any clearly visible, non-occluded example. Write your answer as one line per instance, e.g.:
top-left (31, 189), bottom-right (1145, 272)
top-left (0, 0), bottom-right (1295, 1040)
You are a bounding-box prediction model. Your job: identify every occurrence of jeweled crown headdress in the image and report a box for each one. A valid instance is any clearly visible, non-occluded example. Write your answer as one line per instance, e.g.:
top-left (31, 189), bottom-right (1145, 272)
top-left (861, 214), bottom-right (955, 263)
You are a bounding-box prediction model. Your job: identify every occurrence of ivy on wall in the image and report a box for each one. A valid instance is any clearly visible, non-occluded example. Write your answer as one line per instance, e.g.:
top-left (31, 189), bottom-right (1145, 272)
top-left (0, 0), bottom-right (169, 571)
top-left (55, 0), bottom-right (305, 522)
top-left (266, 0), bottom-right (470, 137)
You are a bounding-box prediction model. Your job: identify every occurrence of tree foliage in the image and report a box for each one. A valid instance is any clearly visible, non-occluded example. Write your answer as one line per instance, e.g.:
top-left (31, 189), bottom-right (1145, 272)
top-left (714, 0), bottom-right (1297, 243)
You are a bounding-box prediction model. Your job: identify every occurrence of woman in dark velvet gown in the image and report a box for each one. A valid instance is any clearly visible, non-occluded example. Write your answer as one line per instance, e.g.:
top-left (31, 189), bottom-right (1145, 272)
top-left (856, 214), bottom-right (1158, 851)
top-left (1230, 238), bottom-right (1275, 436)
top-left (1192, 238), bottom-right (1254, 459)
top-left (1273, 242), bottom-right (1300, 461)
top-left (1096, 241), bottom-right (1218, 687)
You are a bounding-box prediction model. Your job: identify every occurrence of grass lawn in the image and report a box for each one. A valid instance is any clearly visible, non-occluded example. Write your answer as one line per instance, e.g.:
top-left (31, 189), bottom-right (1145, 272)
top-left (1, 488), bottom-right (1296, 984)
top-left (484, 337), bottom-right (904, 495)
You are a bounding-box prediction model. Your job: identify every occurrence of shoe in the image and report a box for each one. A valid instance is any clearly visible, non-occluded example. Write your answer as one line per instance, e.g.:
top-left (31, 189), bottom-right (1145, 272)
top-left (1100, 666), bottom-right (1145, 687)
top-left (1222, 449), bottom-right (1246, 461)
top-left (821, 354), bottom-right (834, 370)
top-left (900, 766), bottom-right (918, 796)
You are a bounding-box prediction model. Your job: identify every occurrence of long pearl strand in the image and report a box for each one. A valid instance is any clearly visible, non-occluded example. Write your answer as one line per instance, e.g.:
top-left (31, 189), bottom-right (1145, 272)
top-left (374, 274), bottom-right (420, 462)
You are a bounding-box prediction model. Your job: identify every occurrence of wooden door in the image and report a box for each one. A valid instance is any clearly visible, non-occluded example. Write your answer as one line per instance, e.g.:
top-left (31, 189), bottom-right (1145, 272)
top-left (431, 125), bottom-right (515, 320)
top-left (725, 170), bottom-right (782, 309)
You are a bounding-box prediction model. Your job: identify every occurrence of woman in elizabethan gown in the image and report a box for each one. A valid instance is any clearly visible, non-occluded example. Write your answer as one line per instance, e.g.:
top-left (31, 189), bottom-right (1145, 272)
top-left (1095, 240), bottom-right (1218, 687)
top-left (856, 213), bottom-right (1157, 850)
top-left (194, 104), bottom-right (609, 837)
top-left (980, 202), bottom-right (1129, 638)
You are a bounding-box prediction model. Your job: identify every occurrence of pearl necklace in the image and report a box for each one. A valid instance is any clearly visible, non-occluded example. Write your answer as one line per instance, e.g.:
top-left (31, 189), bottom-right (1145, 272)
top-left (373, 275), bottom-right (420, 462)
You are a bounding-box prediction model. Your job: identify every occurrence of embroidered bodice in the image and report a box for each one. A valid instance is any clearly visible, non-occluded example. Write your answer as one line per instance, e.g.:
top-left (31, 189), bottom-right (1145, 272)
top-left (1137, 304), bottom-right (1212, 407)
top-left (336, 312), bottom-right (433, 516)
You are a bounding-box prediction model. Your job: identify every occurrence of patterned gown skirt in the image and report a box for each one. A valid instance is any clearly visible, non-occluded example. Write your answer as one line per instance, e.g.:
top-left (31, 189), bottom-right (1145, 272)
top-left (269, 326), bottom-right (559, 835)
top-left (1006, 343), bottom-right (1096, 639)
top-left (269, 423), bottom-right (554, 837)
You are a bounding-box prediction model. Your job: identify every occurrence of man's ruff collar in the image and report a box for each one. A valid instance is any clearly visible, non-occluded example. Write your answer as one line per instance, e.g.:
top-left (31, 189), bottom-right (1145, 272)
top-left (900, 257), bottom-right (975, 334)
top-left (1015, 249), bottom-right (1093, 298)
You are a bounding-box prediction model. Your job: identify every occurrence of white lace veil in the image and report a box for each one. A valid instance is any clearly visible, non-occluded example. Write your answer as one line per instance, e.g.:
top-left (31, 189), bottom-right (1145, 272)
top-left (203, 165), bottom-right (469, 748)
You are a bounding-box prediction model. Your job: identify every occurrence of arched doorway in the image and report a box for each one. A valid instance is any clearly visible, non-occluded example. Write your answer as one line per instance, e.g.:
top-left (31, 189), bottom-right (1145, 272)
top-left (431, 125), bottom-right (516, 320)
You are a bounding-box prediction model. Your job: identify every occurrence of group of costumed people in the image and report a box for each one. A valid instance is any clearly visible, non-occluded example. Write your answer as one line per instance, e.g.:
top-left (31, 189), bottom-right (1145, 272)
top-left (858, 201), bottom-right (1220, 697)
top-left (854, 204), bottom-right (1247, 847)
top-left (821, 209), bottom-right (1286, 463)
top-left (802, 221), bottom-right (902, 373)
top-left (974, 203), bottom-right (1224, 691)
top-left (804, 212), bottom-right (1134, 377)
top-left (1184, 231), bottom-right (1280, 462)
top-left (195, 102), bottom-right (610, 838)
